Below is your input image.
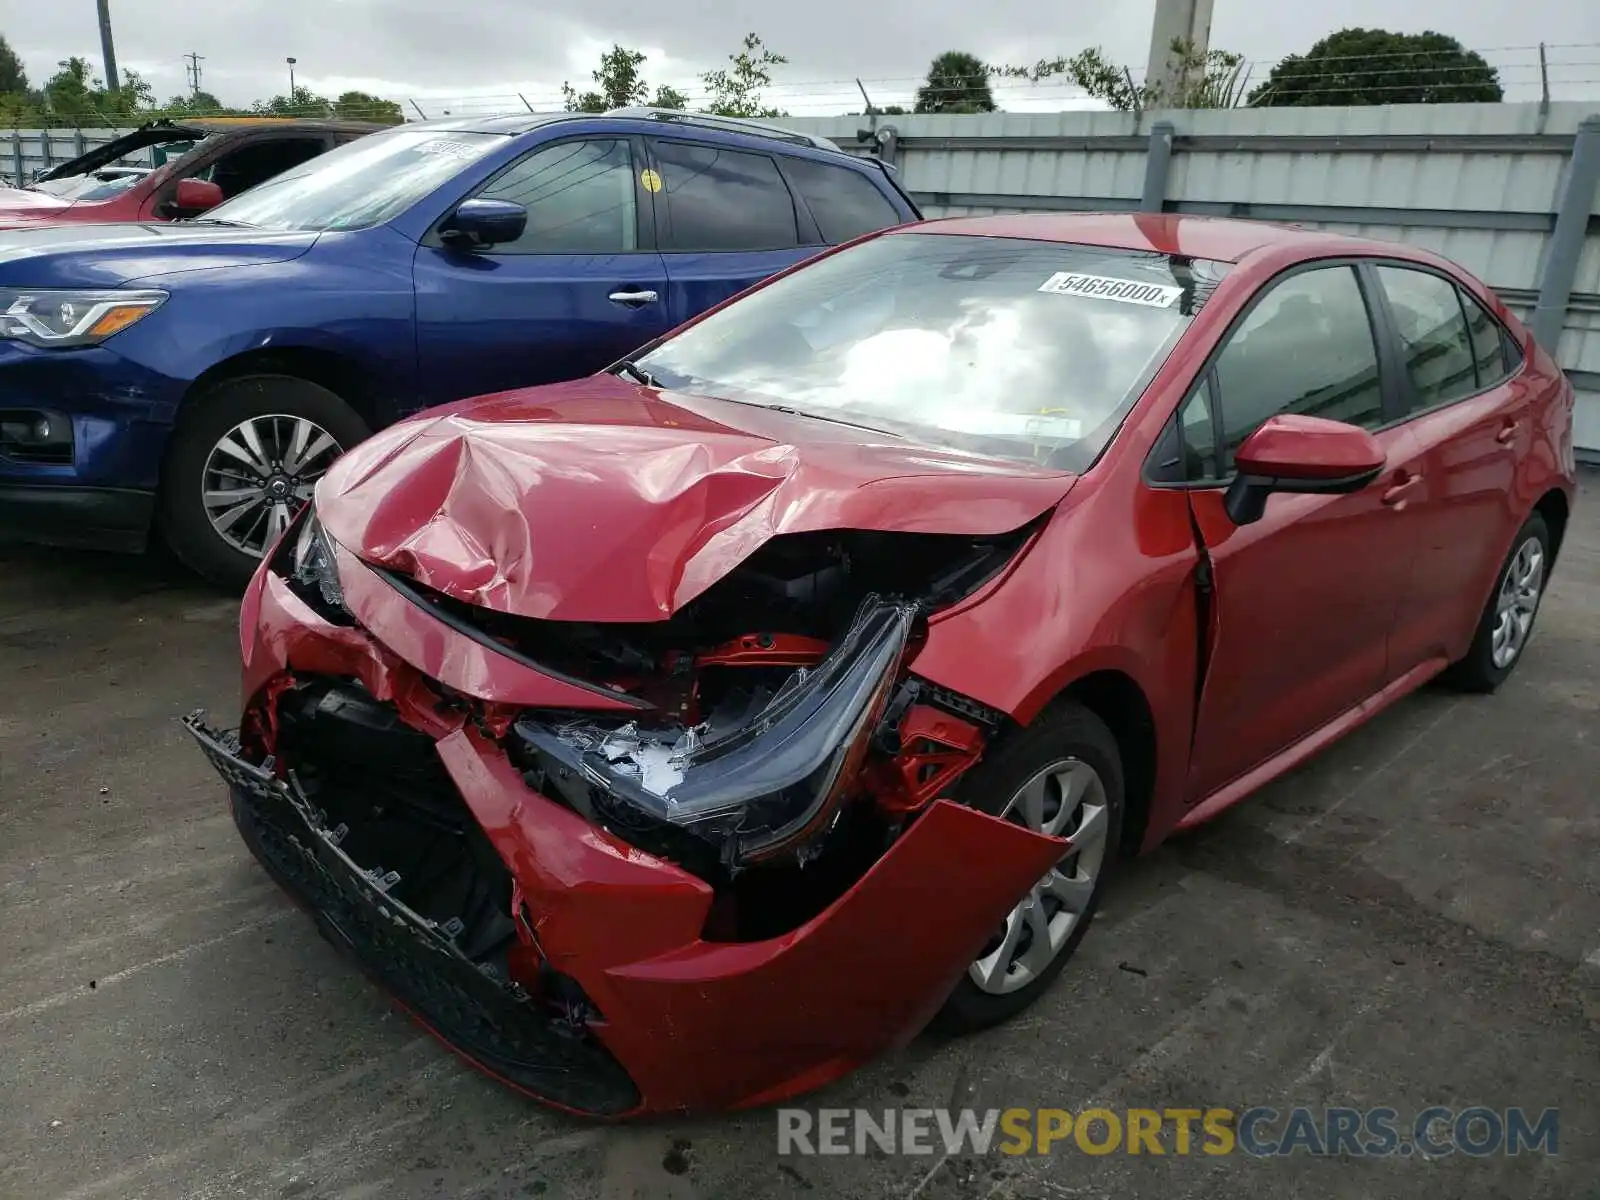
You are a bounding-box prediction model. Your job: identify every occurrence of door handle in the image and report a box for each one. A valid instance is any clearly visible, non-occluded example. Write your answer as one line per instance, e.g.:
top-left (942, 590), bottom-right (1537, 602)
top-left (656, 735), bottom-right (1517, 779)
top-left (1381, 470), bottom-right (1423, 508)
top-left (1495, 420), bottom-right (1521, 445)
top-left (608, 289), bottom-right (659, 306)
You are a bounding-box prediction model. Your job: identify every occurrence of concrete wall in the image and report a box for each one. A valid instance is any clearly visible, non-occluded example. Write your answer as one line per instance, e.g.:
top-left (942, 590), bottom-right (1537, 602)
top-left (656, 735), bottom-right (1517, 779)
top-left (9, 103), bottom-right (1600, 456)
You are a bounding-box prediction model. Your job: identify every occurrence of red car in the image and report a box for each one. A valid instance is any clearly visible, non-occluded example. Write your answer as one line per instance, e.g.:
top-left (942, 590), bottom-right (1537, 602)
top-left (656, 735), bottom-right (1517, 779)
top-left (0, 118), bottom-right (379, 228)
top-left (187, 213), bottom-right (1577, 1117)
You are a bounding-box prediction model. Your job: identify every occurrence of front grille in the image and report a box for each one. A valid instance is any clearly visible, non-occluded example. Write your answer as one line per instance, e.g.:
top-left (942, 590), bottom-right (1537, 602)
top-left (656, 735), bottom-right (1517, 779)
top-left (185, 688), bottom-right (641, 1116)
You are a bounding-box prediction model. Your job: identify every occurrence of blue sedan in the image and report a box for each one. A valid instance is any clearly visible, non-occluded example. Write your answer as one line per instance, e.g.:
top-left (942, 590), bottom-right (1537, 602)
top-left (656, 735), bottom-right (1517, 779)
top-left (0, 109), bottom-right (919, 584)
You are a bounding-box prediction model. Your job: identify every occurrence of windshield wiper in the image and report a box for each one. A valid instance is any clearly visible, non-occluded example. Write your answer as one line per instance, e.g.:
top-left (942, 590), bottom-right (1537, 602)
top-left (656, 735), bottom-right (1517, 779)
top-left (614, 360), bottom-right (659, 387)
top-left (754, 403), bottom-right (904, 439)
top-left (183, 217), bottom-right (257, 228)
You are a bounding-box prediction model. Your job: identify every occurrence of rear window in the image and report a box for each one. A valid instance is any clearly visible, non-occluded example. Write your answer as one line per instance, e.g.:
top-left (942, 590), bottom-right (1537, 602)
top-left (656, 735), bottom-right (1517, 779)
top-left (782, 157), bottom-right (905, 243)
top-left (636, 232), bottom-right (1229, 472)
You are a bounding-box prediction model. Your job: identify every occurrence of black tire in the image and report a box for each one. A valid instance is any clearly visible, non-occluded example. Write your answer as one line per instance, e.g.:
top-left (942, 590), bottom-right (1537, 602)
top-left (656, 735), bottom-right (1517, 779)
top-left (936, 700), bottom-right (1125, 1032)
top-left (1439, 512), bottom-right (1551, 695)
top-left (159, 375), bottom-right (371, 590)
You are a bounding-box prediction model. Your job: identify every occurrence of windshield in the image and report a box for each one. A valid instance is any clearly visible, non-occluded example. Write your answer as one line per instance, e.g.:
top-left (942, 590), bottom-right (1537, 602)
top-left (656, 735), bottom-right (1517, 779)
top-left (635, 232), bottom-right (1229, 472)
top-left (32, 169), bottom-right (150, 201)
top-left (201, 128), bottom-right (505, 232)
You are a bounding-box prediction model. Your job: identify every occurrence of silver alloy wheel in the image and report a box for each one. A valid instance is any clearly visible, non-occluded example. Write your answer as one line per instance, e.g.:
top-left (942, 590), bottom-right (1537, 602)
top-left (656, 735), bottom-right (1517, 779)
top-left (968, 758), bottom-right (1110, 996)
top-left (200, 414), bottom-right (344, 559)
top-left (1490, 535), bottom-right (1546, 669)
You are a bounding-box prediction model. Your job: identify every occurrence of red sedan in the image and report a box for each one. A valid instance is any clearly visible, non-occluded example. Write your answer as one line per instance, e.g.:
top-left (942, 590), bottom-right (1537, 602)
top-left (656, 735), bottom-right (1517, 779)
top-left (187, 213), bottom-right (1577, 1117)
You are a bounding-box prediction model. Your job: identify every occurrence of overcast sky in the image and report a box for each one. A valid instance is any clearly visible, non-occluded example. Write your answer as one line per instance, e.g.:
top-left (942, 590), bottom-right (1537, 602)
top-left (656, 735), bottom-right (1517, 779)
top-left (9, 0), bottom-right (1599, 115)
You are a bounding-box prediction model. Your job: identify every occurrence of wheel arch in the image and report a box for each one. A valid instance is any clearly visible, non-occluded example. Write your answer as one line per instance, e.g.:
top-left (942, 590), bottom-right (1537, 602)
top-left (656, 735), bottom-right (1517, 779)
top-left (173, 345), bottom-right (402, 438)
top-left (1533, 486), bottom-right (1570, 568)
top-left (1052, 669), bottom-right (1157, 859)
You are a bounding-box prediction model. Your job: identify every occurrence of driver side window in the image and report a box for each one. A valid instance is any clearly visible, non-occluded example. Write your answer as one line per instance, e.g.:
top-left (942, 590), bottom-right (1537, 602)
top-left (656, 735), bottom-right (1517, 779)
top-left (1212, 265), bottom-right (1384, 472)
top-left (474, 139), bottom-right (640, 254)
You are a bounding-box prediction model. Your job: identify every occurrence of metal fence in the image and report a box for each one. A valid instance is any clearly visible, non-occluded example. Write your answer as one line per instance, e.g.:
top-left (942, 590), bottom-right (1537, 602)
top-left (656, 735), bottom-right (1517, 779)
top-left (786, 102), bottom-right (1600, 460)
top-left (8, 102), bottom-right (1600, 458)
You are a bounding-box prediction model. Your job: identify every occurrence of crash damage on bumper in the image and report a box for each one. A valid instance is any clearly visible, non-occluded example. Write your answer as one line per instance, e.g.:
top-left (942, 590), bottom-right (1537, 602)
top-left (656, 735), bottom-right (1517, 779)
top-left (187, 402), bottom-right (1082, 1116)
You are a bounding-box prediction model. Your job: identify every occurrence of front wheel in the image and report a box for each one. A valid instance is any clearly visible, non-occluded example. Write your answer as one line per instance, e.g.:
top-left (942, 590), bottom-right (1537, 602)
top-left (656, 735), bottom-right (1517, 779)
top-left (937, 701), bottom-right (1124, 1032)
top-left (159, 375), bottom-right (371, 589)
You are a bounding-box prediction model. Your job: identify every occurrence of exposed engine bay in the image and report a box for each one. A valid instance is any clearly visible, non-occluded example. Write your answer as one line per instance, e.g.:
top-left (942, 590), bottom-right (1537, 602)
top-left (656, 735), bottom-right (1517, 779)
top-left (274, 515), bottom-right (1040, 941)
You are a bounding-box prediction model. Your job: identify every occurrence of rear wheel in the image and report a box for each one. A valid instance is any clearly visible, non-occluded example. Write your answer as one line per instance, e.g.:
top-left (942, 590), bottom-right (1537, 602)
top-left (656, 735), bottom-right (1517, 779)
top-left (160, 375), bottom-right (370, 589)
top-left (938, 701), bottom-right (1124, 1031)
top-left (1440, 513), bottom-right (1551, 694)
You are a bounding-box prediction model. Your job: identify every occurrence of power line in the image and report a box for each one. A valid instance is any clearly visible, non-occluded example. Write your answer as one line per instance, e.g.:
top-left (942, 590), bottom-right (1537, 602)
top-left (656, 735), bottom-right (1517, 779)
top-left (183, 52), bottom-right (205, 98)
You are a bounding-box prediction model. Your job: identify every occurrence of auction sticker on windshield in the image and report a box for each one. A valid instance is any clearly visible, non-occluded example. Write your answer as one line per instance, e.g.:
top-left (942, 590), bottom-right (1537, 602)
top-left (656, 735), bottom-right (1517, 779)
top-left (1038, 272), bottom-right (1183, 308)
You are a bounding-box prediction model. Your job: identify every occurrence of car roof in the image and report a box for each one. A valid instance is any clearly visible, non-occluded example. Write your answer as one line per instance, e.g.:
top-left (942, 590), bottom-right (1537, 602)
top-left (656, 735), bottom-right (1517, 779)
top-left (403, 109), bottom-right (855, 159)
top-left (182, 117), bottom-right (387, 134)
top-left (903, 212), bottom-right (1403, 265)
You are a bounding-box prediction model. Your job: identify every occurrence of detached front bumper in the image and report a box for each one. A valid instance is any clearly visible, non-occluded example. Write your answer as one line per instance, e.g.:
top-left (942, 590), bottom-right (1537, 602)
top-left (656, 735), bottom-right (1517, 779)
top-left (197, 561), bottom-right (1066, 1116)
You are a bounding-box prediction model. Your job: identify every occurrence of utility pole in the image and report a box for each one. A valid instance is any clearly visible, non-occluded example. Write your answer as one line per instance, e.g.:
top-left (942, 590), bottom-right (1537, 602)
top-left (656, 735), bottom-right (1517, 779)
top-left (286, 57), bottom-right (297, 97)
top-left (95, 0), bottom-right (119, 92)
top-left (184, 52), bottom-right (205, 98)
top-left (1144, 0), bottom-right (1215, 104)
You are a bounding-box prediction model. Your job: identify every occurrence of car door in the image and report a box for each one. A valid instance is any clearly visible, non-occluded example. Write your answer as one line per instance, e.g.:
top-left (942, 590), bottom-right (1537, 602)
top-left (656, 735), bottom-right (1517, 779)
top-left (1160, 262), bottom-right (1428, 803)
top-left (411, 135), bottom-right (672, 405)
top-left (645, 137), bottom-right (817, 326)
top-left (1365, 262), bottom-right (1535, 674)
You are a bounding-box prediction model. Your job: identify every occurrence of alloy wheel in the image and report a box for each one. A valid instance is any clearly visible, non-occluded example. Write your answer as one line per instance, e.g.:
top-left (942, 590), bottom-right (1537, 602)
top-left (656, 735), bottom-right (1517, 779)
top-left (200, 414), bottom-right (344, 559)
top-left (968, 758), bottom-right (1110, 996)
top-left (1490, 536), bottom-right (1545, 669)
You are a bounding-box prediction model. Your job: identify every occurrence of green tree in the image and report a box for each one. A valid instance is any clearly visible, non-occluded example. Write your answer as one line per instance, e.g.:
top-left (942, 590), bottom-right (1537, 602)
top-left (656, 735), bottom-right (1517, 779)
top-left (562, 44), bottom-right (686, 113)
top-left (701, 33), bottom-right (787, 118)
top-left (999, 39), bottom-right (1250, 111)
top-left (1250, 28), bottom-right (1502, 106)
top-left (914, 51), bottom-right (996, 114)
top-left (0, 33), bottom-right (28, 95)
top-left (164, 90), bottom-right (227, 115)
top-left (333, 90), bottom-right (403, 123)
top-left (43, 57), bottom-right (99, 121)
top-left (253, 86), bottom-right (332, 117)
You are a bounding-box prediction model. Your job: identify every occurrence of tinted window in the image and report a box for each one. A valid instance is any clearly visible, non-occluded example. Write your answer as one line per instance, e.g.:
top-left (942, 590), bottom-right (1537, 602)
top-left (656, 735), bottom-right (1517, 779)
top-left (202, 138), bottom-right (328, 199)
top-left (1461, 287), bottom-right (1513, 388)
top-left (1377, 266), bottom-right (1478, 411)
top-left (782, 157), bottom-right (903, 243)
top-left (651, 140), bottom-right (798, 252)
top-left (479, 139), bottom-right (637, 253)
top-left (636, 233), bottom-right (1228, 472)
top-left (1213, 266), bottom-right (1383, 465)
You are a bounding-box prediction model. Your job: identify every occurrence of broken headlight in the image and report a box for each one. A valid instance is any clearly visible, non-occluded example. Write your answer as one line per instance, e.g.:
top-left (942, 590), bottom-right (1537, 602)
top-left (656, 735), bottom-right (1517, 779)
top-left (282, 509), bottom-right (350, 622)
top-left (514, 598), bottom-right (915, 870)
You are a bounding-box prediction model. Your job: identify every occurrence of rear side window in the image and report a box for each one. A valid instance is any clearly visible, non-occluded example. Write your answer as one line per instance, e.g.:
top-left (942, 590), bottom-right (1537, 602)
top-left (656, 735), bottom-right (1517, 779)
top-left (1376, 266), bottom-right (1478, 411)
top-left (781, 157), bottom-right (904, 243)
top-left (650, 140), bottom-right (799, 252)
top-left (1211, 265), bottom-right (1384, 466)
top-left (477, 139), bottom-right (638, 253)
top-left (1461, 287), bottom-right (1515, 388)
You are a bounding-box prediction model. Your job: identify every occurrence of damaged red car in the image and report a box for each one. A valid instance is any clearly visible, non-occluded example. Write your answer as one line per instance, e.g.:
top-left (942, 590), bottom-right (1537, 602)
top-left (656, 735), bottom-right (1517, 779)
top-left (186, 213), bottom-right (1577, 1117)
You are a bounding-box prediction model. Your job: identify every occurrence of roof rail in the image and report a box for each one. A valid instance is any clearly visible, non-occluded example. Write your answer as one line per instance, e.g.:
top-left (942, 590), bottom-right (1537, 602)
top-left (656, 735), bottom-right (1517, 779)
top-left (605, 107), bottom-right (839, 151)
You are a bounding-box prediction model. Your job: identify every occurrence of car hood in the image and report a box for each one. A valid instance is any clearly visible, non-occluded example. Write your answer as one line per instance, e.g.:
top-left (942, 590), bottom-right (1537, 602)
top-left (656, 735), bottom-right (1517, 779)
top-left (0, 222), bottom-right (319, 286)
top-left (318, 374), bottom-right (1077, 623)
top-left (0, 187), bottom-right (78, 220)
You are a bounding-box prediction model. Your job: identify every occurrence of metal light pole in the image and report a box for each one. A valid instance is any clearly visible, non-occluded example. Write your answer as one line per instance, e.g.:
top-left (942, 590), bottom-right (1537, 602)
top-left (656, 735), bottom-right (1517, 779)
top-left (287, 57), bottom-right (297, 97)
top-left (96, 0), bottom-right (119, 91)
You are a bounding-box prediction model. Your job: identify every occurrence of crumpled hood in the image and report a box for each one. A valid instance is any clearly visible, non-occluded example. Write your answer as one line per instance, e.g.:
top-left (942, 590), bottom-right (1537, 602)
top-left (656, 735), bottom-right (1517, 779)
top-left (317, 374), bottom-right (1076, 623)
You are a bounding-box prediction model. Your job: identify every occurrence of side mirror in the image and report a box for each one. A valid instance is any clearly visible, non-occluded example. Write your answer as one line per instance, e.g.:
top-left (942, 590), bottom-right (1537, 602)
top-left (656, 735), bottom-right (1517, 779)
top-left (172, 178), bottom-right (224, 215)
top-left (1223, 414), bottom-right (1387, 526)
top-left (440, 198), bottom-right (527, 250)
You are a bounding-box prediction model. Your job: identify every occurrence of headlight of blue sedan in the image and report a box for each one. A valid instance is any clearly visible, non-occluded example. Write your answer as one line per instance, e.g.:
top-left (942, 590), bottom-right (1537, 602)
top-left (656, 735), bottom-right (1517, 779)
top-left (0, 288), bottom-right (168, 348)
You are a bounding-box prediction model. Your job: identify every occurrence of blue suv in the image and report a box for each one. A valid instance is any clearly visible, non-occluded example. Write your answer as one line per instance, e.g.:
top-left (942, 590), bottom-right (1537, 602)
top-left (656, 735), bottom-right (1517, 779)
top-left (0, 108), bottom-right (919, 584)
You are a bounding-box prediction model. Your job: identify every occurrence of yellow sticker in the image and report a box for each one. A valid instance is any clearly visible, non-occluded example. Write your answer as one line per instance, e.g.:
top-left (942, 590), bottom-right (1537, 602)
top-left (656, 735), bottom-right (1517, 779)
top-left (640, 168), bottom-right (662, 193)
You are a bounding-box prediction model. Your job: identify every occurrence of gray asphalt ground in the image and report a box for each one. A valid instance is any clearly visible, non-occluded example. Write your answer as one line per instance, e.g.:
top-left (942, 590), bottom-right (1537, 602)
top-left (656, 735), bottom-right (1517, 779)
top-left (2, 472), bottom-right (1597, 1200)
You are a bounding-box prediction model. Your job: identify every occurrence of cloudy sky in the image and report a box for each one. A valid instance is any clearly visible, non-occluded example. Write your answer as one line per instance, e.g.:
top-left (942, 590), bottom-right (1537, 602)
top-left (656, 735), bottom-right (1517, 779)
top-left (8, 0), bottom-right (1599, 115)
